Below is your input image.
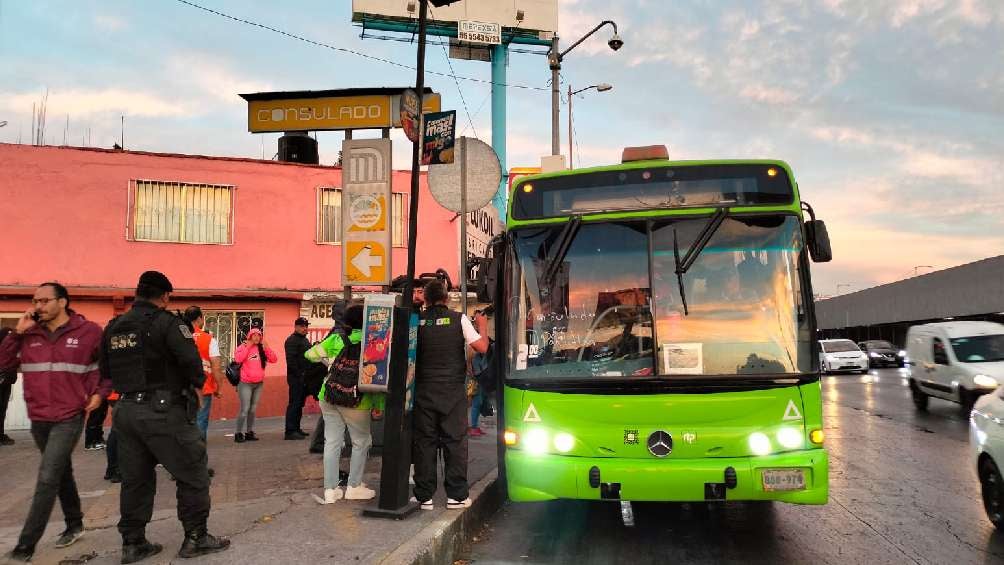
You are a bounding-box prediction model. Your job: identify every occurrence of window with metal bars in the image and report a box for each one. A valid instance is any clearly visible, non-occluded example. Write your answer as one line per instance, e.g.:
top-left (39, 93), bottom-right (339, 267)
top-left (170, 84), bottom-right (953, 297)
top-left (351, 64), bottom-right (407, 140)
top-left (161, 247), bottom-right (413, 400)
top-left (316, 188), bottom-right (407, 247)
top-left (129, 180), bottom-right (234, 244)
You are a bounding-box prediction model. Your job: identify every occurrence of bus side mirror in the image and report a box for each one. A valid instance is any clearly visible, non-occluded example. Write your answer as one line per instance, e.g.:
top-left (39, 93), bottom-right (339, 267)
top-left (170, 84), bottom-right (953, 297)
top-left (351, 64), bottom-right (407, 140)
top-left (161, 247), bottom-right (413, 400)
top-left (805, 220), bottom-right (832, 263)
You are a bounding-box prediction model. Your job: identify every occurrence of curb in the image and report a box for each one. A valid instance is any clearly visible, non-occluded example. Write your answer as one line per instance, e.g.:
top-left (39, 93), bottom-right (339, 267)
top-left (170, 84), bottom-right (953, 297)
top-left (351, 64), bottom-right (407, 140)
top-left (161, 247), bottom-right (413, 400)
top-left (379, 468), bottom-right (504, 565)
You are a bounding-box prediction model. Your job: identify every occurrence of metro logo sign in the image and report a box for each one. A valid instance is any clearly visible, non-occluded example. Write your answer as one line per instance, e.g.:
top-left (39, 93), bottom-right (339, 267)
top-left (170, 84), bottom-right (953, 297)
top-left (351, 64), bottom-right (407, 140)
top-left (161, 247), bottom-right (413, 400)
top-left (342, 139), bottom-right (392, 286)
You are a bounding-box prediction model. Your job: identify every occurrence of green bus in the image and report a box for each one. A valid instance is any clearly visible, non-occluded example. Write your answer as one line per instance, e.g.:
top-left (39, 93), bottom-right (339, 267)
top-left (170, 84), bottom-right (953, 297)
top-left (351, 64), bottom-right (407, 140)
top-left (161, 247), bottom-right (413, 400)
top-left (479, 145), bottom-right (833, 523)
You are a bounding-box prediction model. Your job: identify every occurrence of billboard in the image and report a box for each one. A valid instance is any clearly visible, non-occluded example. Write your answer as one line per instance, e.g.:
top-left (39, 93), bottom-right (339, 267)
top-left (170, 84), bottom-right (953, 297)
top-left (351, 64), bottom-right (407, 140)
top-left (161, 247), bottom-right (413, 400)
top-left (352, 0), bottom-right (557, 42)
top-left (241, 89), bottom-right (441, 133)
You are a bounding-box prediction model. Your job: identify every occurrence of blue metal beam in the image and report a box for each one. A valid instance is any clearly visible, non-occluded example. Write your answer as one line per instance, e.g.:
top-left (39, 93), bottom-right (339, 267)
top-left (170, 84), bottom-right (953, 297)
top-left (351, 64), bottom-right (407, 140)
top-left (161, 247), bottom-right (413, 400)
top-left (491, 44), bottom-right (509, 221)
top-left (355, 17), bottom-right (553, 47)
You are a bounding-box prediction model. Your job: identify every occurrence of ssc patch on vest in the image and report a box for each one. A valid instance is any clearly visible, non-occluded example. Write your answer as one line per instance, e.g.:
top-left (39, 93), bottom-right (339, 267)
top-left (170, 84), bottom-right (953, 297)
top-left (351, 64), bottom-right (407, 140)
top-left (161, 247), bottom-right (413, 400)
top-left (178, 325), bottom-right (193, 339)
top-left (436, 318), bottom-right (451, 326)
top-left (109, 333), bottom-right (138, 350)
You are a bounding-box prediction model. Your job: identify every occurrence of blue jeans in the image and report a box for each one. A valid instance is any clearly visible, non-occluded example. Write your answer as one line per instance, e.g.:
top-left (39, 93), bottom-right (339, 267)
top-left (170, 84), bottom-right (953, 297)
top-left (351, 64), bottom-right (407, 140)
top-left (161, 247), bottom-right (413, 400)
top-left (470, 390), bottom-right (483, 428)
top-left (196, 394), bottom-right (213, 440)
top-left (20, 413), bottom-right (85, 548)
top-left (320, 401), bottom-right (371, 489)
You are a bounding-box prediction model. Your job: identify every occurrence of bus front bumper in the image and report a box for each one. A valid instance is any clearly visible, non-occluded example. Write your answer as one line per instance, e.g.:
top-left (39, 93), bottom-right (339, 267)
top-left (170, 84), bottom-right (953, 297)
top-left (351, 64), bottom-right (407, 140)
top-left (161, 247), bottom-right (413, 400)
top-left (505, 449), bottom-right (828, 505)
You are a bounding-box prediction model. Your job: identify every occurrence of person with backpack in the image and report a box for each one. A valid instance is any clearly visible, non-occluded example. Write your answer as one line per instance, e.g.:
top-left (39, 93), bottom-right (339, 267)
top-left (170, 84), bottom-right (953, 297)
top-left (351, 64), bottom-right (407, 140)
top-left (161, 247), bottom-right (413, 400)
top-left (304, 305), bottom-right (383, 504)
top-left (307, 299), bottom-right (351, 454)
top-left (232, 328), bottom-right (277, 443)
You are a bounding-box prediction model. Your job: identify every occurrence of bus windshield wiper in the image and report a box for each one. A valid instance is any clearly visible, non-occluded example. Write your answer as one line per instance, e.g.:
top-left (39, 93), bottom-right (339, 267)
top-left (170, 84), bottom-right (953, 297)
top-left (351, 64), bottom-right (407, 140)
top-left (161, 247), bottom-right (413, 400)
top-left (673, 208), bottom-right (729, 316)
top-left (542, 215), bottom-right (582, 288)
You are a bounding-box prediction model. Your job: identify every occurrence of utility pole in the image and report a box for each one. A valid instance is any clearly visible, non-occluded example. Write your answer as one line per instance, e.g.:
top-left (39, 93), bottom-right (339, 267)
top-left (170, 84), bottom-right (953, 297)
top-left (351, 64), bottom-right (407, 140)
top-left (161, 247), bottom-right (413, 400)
top-left (550, 36), bottom-right (561, 156)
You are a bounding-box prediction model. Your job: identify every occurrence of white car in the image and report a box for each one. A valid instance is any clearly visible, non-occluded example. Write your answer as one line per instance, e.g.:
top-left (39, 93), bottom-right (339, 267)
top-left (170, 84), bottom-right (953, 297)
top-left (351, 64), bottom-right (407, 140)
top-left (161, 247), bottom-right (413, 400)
top-left (818, 339), bottom-right (869, 374)
top-left (970, 388), bottom-right (1004, 529)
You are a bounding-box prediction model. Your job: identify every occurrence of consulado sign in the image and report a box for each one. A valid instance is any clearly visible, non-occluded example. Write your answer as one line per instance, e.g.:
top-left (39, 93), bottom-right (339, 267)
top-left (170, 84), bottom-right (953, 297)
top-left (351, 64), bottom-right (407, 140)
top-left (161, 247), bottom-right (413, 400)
top-left (421, 110), bottom-right (456, 166)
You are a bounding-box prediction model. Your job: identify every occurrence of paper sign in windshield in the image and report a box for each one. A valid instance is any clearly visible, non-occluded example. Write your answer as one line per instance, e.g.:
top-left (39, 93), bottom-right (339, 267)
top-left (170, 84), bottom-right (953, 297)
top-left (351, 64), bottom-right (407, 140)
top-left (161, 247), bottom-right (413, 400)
top-left (662, 342), bottom-right (703, 375)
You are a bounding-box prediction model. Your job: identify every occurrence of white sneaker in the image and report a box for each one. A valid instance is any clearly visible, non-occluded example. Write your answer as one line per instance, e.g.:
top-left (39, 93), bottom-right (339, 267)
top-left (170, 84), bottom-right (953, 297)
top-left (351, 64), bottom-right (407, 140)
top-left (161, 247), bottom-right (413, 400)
top-left (410, 496), bottom-right (434, 510)
top-left (447, 497), bottom-right (472, 509)
top-left (323, 488), bottom-right (343, 504)
top-left (345, 484), bottom-right (376, 500)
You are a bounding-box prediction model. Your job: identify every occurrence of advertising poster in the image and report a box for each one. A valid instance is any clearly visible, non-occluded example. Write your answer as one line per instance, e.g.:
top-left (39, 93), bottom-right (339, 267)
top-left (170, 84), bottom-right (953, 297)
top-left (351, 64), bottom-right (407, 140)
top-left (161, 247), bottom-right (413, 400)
top-left (358, 294), bottom-right (396, 392)
top-left (421, 110), bottom-right (456, 165)
top-left (405, 312), bottom-right (419, 412)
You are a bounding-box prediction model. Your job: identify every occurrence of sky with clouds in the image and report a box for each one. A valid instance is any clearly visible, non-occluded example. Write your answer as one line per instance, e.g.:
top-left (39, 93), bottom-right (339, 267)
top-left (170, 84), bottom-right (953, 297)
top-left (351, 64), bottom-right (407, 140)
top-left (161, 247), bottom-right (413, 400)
top-left (1, 0), bottom-right (1002, 296)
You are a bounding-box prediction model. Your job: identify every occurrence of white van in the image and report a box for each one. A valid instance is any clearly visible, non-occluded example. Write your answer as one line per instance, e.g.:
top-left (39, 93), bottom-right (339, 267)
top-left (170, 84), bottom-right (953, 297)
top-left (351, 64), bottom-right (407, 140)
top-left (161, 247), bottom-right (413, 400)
top-left (906, 321), bottom-right (1004, 414)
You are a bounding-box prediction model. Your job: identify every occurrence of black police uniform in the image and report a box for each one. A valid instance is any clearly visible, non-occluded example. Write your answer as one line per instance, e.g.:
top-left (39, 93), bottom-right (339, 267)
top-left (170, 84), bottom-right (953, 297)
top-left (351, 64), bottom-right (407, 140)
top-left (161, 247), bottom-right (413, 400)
top-left (412, 304), bottom-right (471, 503)
top-left (101, 300), bottom-right (210, 544)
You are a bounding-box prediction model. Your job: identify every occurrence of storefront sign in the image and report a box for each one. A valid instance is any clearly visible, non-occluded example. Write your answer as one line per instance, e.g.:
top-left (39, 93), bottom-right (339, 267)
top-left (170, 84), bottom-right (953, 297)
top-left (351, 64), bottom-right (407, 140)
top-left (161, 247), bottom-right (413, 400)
top-left (359, 294), bottom-right (396, 392)
top-left (244, 91), bottom-right (441, 133)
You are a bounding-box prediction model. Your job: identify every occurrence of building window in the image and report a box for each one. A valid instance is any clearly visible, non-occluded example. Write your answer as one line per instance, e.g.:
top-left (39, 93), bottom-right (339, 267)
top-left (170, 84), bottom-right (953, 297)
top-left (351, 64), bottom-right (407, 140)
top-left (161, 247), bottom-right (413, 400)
top-left (130, 180), bottom-right (234, 244)
top-left (0, 314), bottom-right (20, 331)
top-left (317, 188), bottom-right (342, 244)
top-left (316, 189), bottom-right (407, 247)
top-left (202, 310), bottom-right (264, 364)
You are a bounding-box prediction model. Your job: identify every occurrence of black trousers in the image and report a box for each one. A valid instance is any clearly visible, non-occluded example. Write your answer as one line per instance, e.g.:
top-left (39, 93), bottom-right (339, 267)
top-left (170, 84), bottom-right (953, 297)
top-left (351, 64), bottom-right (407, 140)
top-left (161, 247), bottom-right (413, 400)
top-left (114, 400), bottom-right (210, 543)
top-left (284, 377), bottom-right (307, 434)
top-left (84, 398), bottom-right (109, 445)
top-left (412, 382), bottom-right (469, 502)
top-left (309, 417), bottom-right (325, 452)
top-left (19, 414), bottom-right (84, 548)
top-left (0, 382), bottom-right (11, 435)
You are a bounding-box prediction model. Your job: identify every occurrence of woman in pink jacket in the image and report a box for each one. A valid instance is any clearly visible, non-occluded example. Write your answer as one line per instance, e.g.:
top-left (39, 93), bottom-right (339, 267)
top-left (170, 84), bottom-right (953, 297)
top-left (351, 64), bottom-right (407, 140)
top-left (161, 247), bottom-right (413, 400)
top-left (232, 328), bottom-right (277, 443)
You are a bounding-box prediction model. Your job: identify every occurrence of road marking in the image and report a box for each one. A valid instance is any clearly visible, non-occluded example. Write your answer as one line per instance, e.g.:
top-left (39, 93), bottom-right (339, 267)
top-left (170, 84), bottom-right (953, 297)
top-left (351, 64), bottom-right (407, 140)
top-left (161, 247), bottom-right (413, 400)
top-left (523, 403), bottom-right (541, 422)
top-left (783, 399), bottom-right (803, 421)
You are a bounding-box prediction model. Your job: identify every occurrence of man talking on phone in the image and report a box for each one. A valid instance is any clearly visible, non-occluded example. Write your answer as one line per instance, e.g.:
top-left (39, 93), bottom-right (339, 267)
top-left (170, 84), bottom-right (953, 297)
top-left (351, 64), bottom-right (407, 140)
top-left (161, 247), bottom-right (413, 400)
top-left (0, 282), bottom-right (109, 563)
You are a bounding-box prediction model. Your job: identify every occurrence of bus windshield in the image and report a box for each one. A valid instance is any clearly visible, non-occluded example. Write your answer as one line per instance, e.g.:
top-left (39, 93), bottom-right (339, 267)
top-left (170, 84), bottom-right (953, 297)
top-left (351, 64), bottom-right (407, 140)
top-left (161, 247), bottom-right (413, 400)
top-left (507, 215), bottom-right (811, 381)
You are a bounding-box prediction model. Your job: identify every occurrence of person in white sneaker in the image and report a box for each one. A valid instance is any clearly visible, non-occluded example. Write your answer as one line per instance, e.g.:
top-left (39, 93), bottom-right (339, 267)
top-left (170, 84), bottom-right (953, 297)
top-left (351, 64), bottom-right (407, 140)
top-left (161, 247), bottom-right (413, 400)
top-left (306, 305), bottom-right (383, 503)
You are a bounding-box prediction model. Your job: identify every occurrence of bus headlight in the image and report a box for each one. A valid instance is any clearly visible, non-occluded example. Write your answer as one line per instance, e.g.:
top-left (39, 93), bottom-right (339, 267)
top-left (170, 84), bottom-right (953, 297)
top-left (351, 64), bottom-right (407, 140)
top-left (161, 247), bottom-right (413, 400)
top-left (776, 427), bottom-right (803, 449)
top-left (503, 430), bottom-right (518, 446)
top-left (553, 433), bottom-right (575, 453)
top-left (748, 432), bottom-right (771, 456)
top-left (525, 429), bottom-right (549, 455)
top-left (974, 374), bottom-right (998, 388)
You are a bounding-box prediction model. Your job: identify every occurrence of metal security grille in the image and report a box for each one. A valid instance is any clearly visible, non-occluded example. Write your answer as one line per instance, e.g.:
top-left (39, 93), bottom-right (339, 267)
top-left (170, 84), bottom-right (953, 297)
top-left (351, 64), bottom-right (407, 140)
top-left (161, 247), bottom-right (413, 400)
top-left (131, 180), bottom-right (233, 244)
top-left (202, 311), bottom-right (264, 364)
top-left (317, 188), bottom-right (342, 244)
top-left (392, 192), bottom-right (406, 247)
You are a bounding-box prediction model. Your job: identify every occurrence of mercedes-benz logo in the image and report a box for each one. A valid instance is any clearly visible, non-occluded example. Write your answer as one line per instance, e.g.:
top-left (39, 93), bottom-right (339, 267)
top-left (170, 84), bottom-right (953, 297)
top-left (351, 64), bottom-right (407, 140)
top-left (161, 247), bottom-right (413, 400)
top-left (647, 430), bottom-right (673, 457)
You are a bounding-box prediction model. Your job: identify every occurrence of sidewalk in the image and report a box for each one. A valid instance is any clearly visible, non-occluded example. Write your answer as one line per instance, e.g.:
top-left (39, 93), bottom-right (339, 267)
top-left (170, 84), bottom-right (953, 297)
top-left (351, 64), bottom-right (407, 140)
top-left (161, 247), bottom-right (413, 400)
top-left (0, 413), bottom-right (499, 565)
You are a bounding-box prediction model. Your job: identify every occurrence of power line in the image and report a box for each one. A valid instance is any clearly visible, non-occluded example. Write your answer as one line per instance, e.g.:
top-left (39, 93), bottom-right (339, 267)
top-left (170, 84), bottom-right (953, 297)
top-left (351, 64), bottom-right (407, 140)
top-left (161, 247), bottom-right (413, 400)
top-left (458, 93), bottom-right (491, 137)
top-left (174, 0), bottom-right (548, 92)
top-left (429, 6), bottom-right (479, 140)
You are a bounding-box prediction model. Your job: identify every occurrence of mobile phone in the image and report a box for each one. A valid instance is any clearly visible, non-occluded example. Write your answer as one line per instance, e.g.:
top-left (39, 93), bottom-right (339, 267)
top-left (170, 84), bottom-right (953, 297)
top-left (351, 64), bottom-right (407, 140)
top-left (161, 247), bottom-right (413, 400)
top-left (30, 312), bottom-right (40, 322)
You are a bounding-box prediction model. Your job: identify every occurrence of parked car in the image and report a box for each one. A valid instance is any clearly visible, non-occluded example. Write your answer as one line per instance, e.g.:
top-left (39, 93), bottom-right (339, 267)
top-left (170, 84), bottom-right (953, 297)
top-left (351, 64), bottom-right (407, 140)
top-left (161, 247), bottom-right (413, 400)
top-left (818, 339), bottom-right (869, 374)
top-left (906, 321), bottom-right (1004, 415)
top-left (970, 388), bottom-right (1004, 529)
top-left (858, 340), bottom-right (906, 368)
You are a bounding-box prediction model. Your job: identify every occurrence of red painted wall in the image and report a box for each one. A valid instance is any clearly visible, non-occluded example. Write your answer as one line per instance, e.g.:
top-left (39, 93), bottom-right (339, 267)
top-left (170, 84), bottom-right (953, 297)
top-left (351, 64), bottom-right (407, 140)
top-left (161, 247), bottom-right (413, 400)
top-left (0, 144), bottom-right (460, 290)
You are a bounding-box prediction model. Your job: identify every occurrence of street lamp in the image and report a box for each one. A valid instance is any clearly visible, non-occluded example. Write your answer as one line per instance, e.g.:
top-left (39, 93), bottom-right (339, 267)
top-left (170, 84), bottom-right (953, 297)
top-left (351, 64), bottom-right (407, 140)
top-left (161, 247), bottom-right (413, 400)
top-left (549, 20), bottom-right (622, 157)
top-left (567, 83), bottom-right (612, 168)
top-left (912, 265), bottom-right (932, 277)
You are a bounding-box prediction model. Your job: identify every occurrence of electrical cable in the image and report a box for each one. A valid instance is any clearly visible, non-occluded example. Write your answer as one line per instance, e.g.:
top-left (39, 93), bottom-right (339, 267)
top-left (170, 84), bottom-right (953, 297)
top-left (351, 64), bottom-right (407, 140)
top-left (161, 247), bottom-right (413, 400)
top-left (174, 0), bottom-right (549, 91)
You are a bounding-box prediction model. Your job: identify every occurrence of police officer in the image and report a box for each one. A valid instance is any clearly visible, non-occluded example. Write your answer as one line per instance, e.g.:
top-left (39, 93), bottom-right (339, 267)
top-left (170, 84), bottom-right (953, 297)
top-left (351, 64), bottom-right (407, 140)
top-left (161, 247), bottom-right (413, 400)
top-left (101, 271), bottom-right (230, 563)
top-left (412, 280), bottom-right (489, 510)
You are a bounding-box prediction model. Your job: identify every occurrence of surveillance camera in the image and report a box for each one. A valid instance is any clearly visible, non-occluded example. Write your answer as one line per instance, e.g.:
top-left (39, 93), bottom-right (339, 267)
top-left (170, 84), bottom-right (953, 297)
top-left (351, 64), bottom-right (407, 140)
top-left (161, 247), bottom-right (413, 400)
top-left (608, 34), bottom-right (624, 51)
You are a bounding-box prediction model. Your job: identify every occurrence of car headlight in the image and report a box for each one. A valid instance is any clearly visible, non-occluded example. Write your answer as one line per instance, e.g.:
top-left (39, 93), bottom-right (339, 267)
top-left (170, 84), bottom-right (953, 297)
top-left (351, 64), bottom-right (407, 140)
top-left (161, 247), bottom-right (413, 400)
top-left (897, 350), bottom-right (906, 357)
top-left (869, 352), bottom-right (880, 358)
top-left (973, 374), bottom-right (998, 388)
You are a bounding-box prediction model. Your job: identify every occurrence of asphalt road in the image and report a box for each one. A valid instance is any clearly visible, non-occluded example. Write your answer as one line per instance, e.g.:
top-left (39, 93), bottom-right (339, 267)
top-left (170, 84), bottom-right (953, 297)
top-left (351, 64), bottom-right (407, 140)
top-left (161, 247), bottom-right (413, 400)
top-left (463, 369), bottom-right (1004, 565)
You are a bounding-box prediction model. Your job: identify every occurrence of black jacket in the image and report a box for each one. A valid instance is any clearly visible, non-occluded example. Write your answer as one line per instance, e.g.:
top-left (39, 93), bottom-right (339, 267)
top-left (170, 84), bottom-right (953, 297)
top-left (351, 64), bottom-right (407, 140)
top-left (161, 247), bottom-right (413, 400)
top-left (284, 332), bottom-right (311, 382)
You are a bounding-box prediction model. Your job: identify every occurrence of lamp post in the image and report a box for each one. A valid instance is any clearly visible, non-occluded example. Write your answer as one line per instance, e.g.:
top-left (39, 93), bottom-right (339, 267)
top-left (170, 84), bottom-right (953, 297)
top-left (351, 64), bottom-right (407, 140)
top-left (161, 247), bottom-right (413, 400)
top-left (567, 83), bottom-right (612, 168)
top-left (549, 20), bottom-right (622, 157)
top-left (912, 265), bottom-right (932, 277)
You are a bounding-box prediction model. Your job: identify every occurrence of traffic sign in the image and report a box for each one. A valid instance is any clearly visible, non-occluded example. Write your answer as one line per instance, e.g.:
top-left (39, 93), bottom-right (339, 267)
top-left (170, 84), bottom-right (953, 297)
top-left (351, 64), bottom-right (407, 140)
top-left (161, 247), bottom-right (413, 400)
top-left (427, 137), bottom-right (501, 213)
top-left (341, 139), bottom-right (392, 286)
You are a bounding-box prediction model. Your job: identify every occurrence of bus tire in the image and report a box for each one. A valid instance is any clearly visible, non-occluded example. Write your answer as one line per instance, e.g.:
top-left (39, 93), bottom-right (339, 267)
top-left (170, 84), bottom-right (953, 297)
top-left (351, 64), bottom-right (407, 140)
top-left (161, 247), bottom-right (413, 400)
top-left (979, 456), bottom-right (1004, 529)
top-left (910, 380), bottom-right (929, 411)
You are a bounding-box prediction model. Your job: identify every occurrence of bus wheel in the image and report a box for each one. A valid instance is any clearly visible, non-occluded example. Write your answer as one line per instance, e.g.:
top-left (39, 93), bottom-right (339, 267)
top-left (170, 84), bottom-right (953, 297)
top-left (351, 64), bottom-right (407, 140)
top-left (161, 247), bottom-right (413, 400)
top-left (910, 380), bottom-right (929, 411)
top-left (979, 457), bottom-right (1004, 529)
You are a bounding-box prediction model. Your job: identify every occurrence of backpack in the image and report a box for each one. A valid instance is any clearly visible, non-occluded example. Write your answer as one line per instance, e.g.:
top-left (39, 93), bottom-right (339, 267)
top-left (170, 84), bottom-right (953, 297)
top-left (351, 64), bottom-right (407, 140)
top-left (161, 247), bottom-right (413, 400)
top-left (324, 338), bottom-right (362, 407)
top-left (474, 340), bottom-right (497, 395)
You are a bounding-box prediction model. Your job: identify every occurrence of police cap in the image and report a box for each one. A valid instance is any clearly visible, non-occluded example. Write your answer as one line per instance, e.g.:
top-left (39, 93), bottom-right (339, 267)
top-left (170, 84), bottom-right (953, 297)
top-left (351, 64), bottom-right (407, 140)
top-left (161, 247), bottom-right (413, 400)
top-left (138, 271), bottom-right (174, 293)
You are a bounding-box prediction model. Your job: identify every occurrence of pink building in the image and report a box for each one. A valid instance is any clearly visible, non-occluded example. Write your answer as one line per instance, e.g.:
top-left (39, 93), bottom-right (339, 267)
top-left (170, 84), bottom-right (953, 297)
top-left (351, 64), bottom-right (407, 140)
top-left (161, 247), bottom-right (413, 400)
top-left (0, 143), bottom-right (469, 427)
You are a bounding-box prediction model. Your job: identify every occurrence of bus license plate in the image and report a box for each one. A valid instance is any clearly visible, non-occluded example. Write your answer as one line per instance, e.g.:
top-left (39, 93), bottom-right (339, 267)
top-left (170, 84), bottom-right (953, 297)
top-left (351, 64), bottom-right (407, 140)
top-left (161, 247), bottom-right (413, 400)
top-left (761, 469), bottom-right (806, 491)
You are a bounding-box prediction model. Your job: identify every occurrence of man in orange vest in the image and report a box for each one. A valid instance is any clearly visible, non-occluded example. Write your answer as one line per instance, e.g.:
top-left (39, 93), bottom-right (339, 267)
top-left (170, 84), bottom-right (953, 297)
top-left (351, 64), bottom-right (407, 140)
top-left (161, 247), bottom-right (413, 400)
top-left (183, 307), bottom-right (223, 442)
